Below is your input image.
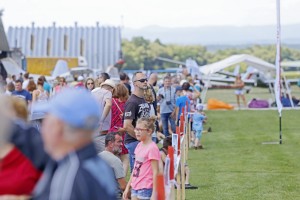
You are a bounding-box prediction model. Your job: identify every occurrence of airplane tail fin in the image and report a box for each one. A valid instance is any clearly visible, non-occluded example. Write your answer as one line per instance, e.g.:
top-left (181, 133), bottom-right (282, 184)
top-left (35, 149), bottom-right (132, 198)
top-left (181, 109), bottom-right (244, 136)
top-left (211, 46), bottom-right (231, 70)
top-left (52, 60), bottom-right (69, 77)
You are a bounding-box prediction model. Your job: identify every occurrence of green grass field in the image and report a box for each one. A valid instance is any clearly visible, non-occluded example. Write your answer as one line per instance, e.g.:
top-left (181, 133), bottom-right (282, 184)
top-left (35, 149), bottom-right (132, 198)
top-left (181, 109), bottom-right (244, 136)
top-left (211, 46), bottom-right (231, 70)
top-left (186, 108), bottom-right (300, 199)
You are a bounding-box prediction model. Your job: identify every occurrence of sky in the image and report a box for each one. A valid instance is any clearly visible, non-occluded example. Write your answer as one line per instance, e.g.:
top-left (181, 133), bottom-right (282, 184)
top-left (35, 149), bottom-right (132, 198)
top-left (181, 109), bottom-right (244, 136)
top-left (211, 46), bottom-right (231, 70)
top-left (2, 0), bottom-right (300, 29)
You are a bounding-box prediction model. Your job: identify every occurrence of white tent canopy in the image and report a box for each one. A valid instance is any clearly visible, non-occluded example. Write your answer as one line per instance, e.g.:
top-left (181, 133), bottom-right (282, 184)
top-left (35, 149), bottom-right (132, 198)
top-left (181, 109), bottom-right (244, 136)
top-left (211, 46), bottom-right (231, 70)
top-left (199, 54), bottom-right (276, 75)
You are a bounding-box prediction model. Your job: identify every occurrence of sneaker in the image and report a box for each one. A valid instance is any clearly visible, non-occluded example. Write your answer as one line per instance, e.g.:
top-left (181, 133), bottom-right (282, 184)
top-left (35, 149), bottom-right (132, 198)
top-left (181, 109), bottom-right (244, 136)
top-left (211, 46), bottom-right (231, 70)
top-left (185, 184), bottom-right (198, 190)
top-left (208, 127), bottom-right (212, 132)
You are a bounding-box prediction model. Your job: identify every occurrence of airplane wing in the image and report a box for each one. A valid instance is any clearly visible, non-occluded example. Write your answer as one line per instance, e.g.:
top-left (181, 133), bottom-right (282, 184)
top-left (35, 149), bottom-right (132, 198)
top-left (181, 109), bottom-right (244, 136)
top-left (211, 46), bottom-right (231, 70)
top-left (203, 75), bottom-right (256, 86)
top-left (0, 57), bottom-right (25, 75)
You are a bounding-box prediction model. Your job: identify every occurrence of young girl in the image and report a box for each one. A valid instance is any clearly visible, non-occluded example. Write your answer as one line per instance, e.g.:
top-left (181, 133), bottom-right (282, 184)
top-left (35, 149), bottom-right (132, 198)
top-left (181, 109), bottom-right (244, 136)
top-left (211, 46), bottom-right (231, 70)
top-left (123, 116), bottom-right (161, 200)
top-left (192, 104), bottom-right (207, 149)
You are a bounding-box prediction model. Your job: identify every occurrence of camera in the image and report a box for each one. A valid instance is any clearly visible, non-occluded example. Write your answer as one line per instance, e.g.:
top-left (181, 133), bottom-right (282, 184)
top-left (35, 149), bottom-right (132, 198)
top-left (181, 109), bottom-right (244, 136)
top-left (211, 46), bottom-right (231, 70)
top-left (166, 101), bottom-right (171, 105)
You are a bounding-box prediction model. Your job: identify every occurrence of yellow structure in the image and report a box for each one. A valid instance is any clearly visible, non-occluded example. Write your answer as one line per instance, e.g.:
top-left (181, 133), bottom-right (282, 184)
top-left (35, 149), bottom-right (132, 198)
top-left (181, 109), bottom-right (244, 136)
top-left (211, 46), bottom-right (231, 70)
top-left (26, 57), bottom-right (79, 75)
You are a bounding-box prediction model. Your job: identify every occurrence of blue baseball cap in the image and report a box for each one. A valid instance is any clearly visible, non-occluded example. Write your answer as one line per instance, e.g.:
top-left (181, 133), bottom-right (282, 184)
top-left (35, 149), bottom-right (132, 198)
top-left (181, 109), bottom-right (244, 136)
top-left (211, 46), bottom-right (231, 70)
top-left (33, 88), bottom-right (101, 130)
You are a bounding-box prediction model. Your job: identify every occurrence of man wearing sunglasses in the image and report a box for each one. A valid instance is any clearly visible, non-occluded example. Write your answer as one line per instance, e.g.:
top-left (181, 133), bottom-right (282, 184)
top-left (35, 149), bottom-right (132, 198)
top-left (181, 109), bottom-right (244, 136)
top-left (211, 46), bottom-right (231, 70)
top-left (123, 72), bottom-right (150, 172)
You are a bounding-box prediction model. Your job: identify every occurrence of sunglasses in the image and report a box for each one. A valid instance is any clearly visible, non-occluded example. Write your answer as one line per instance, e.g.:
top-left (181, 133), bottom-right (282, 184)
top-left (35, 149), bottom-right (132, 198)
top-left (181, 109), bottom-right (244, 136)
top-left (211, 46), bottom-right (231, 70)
top-left (87, 82), bottom-right (94, 85)
top-left (134, 78), bottom-right (147, 83)
top-left (134, 128), bottom-right (149, 132)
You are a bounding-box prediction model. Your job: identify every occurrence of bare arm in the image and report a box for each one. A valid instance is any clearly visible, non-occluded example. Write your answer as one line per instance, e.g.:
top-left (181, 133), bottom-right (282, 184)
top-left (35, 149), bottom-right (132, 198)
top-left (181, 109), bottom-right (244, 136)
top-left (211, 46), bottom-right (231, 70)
top-left (175, 107), bottom-right (179, 121)
top-left (117, 177), bottom-right (127, 191)
top-left (192, 87), bottom-right (201, 99)
top-left (123, 119), bottom-right (136, 138)
top-left (100, 98), bottom-right (112, 122)
top-left (32, 90), bottom-right (39, 102)
top-left (159, 152), bottom-right (166, 173)
top-left (151, 160), bottom-right (159, 200)
top-left (122, 174), bottom-right (133, 200)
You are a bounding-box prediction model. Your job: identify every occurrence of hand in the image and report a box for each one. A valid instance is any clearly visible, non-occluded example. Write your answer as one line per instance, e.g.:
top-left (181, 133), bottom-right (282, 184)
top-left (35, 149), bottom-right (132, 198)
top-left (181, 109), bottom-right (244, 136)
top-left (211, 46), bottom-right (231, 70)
top-left (157, 132), bottom-right (165, 140)
top-left (122, 188), bottom-right (130, 200)
top-left (118, 127), bottom-right (126, 133)
top-left (170, 112), bottom-right (176, 120)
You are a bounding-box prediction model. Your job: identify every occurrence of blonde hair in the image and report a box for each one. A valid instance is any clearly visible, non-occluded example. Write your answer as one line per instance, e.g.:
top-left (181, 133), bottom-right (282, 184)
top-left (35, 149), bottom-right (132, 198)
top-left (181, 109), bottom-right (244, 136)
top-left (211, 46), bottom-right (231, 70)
top-left (136, 116), bottom-right (157, 132)
top-left (10, 96), bottom-right (28, 121)
top-left (1, 96), bottom-right (28, 122)
top-left (144, 86), bottom-right (154, 103)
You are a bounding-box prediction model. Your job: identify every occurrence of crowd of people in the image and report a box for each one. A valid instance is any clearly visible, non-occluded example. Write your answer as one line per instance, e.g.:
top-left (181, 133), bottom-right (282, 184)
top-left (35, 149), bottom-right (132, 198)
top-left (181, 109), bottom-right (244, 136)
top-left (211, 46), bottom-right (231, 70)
top-left (0, 69), bottom-right (210, 199)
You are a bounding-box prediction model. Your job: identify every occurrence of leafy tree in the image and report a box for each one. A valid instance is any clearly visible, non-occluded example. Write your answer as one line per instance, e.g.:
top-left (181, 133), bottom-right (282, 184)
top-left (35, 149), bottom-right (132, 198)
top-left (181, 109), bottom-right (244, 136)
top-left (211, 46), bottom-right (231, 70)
top-left (121, 37), bottom-right (300, 71)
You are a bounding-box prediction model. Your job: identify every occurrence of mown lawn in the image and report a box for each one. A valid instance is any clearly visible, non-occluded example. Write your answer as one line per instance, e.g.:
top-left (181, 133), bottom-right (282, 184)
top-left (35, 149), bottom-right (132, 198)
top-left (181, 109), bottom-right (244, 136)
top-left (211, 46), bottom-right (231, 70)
top-left (186, 110), bottom-right (300, 200)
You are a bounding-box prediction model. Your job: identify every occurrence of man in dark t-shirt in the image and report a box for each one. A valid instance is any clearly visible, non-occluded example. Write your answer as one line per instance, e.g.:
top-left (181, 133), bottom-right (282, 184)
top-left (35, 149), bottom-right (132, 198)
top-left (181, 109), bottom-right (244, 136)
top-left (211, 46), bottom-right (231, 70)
top-left (12, 80), bottom-right (32, 104)
top-left (123, 71), bottom-right (150, 171)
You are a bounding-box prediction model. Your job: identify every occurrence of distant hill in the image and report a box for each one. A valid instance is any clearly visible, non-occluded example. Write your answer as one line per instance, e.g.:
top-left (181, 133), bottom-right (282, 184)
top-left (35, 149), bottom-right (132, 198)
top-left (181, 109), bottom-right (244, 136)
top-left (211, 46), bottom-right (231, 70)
top-left (122, 24), bottom-right (300, 48)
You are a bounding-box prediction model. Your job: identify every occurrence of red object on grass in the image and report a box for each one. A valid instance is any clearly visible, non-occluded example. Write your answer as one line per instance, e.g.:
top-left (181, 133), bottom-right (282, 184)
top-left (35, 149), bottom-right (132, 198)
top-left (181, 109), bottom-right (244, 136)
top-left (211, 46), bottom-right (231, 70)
top-left (168, 146), bottom-right (174, 180)
top-left (156, 174), bottom-right (165, 200)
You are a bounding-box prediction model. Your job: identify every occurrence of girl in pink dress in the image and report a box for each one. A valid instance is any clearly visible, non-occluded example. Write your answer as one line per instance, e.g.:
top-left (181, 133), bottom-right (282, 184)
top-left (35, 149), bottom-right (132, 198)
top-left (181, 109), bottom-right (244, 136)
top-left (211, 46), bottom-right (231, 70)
top-left (123, 117), bottom-right (160, 200)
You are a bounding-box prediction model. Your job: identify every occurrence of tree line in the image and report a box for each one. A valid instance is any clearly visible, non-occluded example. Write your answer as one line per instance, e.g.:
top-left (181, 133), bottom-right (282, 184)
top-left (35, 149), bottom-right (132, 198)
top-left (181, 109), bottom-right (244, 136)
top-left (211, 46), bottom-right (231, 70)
top-left (122, 37), bottom-right (300, 71)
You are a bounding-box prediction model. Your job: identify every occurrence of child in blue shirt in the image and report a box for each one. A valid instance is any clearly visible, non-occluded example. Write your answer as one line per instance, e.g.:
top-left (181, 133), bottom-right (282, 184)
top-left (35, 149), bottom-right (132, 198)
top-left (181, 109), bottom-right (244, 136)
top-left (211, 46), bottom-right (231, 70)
top-left (175, 86), bottom-right (190, 125)
top-left (192, 104), bottom-right (207, 149)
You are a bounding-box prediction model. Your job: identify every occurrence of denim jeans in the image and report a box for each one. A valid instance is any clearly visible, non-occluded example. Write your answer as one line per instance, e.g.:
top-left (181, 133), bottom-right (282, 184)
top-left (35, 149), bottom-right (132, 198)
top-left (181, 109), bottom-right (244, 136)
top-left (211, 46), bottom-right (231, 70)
top-left (125, 141), bottom-right (139, 172)
top-left (131, 188), bottom-right (153, 199)
top-left (161, 112), bottom-right (176, 137)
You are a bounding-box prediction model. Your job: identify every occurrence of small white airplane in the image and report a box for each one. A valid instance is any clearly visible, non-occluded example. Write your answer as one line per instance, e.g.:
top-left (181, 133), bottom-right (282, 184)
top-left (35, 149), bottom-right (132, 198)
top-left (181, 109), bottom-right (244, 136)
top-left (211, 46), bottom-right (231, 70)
top-left (156, 54), bottom-right (276, 88)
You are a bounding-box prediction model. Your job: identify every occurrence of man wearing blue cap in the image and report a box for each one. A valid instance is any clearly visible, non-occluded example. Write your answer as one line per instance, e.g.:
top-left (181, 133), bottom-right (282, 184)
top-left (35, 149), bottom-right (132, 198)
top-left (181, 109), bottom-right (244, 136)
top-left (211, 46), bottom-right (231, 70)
top-left (32, 88), bottom-right (117, 200)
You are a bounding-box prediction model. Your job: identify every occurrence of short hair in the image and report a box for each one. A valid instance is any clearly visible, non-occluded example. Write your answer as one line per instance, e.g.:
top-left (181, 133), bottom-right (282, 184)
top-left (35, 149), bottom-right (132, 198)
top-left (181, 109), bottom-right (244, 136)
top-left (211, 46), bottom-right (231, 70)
top-left (24, 72), bottom-right (29, 79)
top-left (163, 136), bottom-right (172, 149)
top-left (100, 73), bottom-right (110, 81)
top-left (119, 72), bottom-right (128, 81)
top-left (132, 71), bottom-right (143, 82)
top-left (105, 132), bottom-right (121, 147)
top-left (163, 76), bottom-right (171, 81)
top-left (15, 79), bottom-right (22, 84)
top-left (7, 82), bottom-right (15, 92)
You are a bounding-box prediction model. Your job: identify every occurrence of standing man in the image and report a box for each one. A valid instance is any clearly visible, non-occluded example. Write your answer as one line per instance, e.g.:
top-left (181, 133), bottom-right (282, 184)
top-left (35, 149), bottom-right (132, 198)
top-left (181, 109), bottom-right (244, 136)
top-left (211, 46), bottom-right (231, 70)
top-left (12, 79), bottom-right (32, 104)
top-left (33, 88), bottom-right (117, 200)
top-left (157, 76), bottom-right (176, 137)
top-left (123, 71), bottom-right (150, 171)
top-left (22, 72), bottom-right (30, 90)
top-left (92, 79), bottom-right (115, 153)
top-left (99, 132), bottom-right (127, 198)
